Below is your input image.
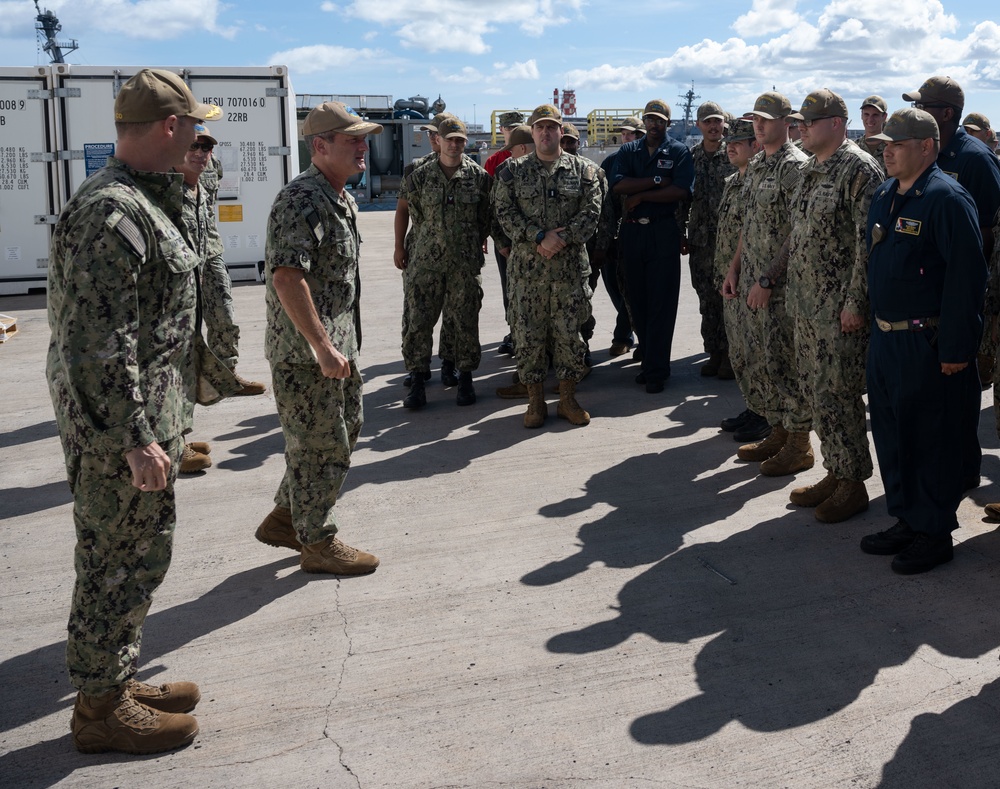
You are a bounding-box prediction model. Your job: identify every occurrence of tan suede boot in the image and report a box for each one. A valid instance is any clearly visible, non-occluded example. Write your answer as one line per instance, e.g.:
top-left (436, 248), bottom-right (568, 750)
top-left (300, 536), bottom-right (379, 575)
top-left (789, 470), bottom-right (838, 507)
top-left (72, 688), bottom-right (198, 755)
top-left (255, 506), bottom-right (302, 551)
top-left (524, 382), bottom-right (547, 428)
top-left (127, 678), bottom-right (201, 714)
top-left (736, 425), bottom-right (787, 462)
top-left (759, 431), bottom-right (814, 476)
top-left (815, 479), bottom-right (870, 523)
top-left (556, 379), bottom-right (590, 426)
top-left (180, 444), bottom-right (211, 473)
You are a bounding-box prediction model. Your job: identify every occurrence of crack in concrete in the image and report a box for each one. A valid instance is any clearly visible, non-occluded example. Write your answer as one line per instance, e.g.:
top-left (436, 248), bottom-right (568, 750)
top-left (322, 578), bottom-right (361, 788)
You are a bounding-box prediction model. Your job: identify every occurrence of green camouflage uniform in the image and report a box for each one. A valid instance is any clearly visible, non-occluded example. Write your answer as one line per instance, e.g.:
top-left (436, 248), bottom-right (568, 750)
top-left (581, 161), bottom-right (616, 344)
top-left (193, 158), bottom-right (240, 368)
top-left (46, 157), bottom-right (199, 695)
top-left (857, 137), bottom-right (887, 171)
top-left (716, 169), bottom-right (764, 413)
top-left (264, 163), bottom-right (364, 545)
top-left (399, 154), bottom-right (491, 373)
top-left (494, 152), bottom-right (603, 383)
top-left (679, 141), bottom-right (736, 354)
top-left (739, 142), bottom-right (810, 431)
top-left (788, 140), bottom-right (884, 481)
top-left (403, 152), bottom-right (458, 363)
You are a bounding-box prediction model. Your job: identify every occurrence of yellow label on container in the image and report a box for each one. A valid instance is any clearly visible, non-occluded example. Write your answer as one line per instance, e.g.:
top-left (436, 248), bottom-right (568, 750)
top-left (218, 205), bottom-right (243, 222)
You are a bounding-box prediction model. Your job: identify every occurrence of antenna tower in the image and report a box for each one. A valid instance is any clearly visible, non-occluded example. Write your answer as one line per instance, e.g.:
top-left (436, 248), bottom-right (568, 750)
top-left (34, 1), bottom-right (78, 64)
top-left (677, 82), bottom-right (700, 137)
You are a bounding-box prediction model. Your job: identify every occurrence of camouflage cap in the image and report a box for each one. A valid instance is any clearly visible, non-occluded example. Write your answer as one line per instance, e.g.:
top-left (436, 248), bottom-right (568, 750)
top-left (861, 95), bottom-right (888, 112)
top-left (561, 122), bottom-right (580, 140)
top-left (870, 108), bottom-right (940, 142)
top-left (114, 68), bottom-right (221, 123)
top-left (643, 99), bottom-right (671, 121)
top-left (419, 111), bottom-right (457, 133)
top-left (528, 104), bottom-right (562, 125)
top-left (499, 111), bottom-right (524, 127)
top-left (501, 124), bottom-right (534, 152)
top-left (302, 101), bottom-right (383, 136)
top-left (618, 115), bottom-right (644, 132)
top-left (697, 101), bottom-right (725, 122)
top-left (438, 117), bottom-right (468, 140)
top-left (789, 89), bottom-right (848, 121)
top-left (962, 112), bottom-right (992, 131)
top-left (724, 118), bottom-right (756, 142)
top-left (193, 123), bottom-right (218, 146)
top-left (902, 76), bottom-right (965, 111)
top-left (750, 91), bottom-right (791, 120)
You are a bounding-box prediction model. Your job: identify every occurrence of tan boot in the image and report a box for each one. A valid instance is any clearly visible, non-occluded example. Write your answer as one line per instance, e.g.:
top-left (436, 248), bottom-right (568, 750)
top-left (815, 479), bottom-right (870, 523)
top-left (789, 470), bottom-right (837, 507)
top-left (524, 382), bottom-right (547, 428)
top-left (736, 425), bottom-right (787, 462)
top-left (556, 379), bottom-right (590, 426)
top-left (187, 441), bottom-right (211, 455)
top-left (233, 371), bottom-right (266, 396)
top-left (759, 431), bottom-right (814, 477)
top-left (300, 535), bottom-right (379, 575)
top-left (255, 506), bottom-right (302, 551)
top-left (72, 687), bottom-right (198, 754)
top-left (496, 371), bottom-right (528, 399)
top-left (180, 444), bottom-right (211, 473)
top-left (126, 678), bottom-right (201, 714)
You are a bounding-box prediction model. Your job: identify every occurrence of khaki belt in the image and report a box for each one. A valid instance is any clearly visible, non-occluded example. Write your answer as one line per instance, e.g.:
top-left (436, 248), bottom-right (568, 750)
top-left (875, 316), bottom-right (939, 332)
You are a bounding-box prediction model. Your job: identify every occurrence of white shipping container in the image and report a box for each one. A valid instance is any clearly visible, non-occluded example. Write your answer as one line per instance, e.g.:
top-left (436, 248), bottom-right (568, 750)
top-left (0, 66), bottom-right (58, 295)
top-left (0, 64), bottom-right (298, 295)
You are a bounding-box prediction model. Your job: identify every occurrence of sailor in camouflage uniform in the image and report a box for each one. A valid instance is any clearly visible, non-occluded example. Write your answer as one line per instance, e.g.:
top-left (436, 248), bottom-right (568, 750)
top-left (858, 96), bottom-right (888, 169)
top-left (174, 125), bottom-right (266, 474)
top-left (494, 104), bottom-right (602, 428)
top-left (255, 101), bottom-right (380, 577)
top-left (46, 68), bottom-right (219, 755)
top-left (786, 90), bottom-right (885, 522)
top-left (394, 112), bottom-right (462, 387)
top-left (678, 101), bottom-right (737, 377)
top-left (716, 119), bottom-right (771, 443)
top-left (722, 91), bottom-right (812, 475)
top-left (395, 117), bottom-right (492, 408)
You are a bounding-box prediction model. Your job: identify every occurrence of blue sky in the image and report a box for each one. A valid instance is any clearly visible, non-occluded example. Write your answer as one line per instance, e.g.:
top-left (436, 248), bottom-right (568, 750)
top-left (1, 0), bottom-right (998, 132)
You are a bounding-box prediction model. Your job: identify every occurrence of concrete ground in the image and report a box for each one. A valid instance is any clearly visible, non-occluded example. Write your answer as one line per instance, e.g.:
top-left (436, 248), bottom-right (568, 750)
top-left (3, 210), bottom-right (1000, 789)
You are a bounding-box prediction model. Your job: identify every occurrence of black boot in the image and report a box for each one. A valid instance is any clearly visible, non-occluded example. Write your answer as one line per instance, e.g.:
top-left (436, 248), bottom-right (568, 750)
top-left (456, 371), bottom-right (476, 406)
top-left (441, 359), bottom-right (458, 387)
top-left (403, 370), bottom-right (431, 387)
top-left (403, 375), bottom-right (427, 409)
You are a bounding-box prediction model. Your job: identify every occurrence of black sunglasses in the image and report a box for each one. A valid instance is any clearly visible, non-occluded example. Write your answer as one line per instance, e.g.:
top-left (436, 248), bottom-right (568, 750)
top-left (189, 142), bottom-right (214, 152)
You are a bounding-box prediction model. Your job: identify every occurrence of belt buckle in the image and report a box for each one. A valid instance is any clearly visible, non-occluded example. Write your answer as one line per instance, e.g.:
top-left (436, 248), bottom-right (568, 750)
top-left (876, 318), bottom-right (892, 332)
top-left (637, 217), bottom-right (650, 225)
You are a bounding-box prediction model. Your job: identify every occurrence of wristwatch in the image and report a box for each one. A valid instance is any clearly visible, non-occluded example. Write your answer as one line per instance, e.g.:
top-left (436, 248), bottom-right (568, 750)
top-left (758, 275), bottom-right (774, 289)
top-left (653, 175), bottom-right (662, 185)
top-left (535, 230), bottom-right (546, 243)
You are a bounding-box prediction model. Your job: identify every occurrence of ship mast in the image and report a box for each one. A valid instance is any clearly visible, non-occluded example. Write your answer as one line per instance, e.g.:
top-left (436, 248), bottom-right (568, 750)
top-left (34, 1), bottom-right (78, 64)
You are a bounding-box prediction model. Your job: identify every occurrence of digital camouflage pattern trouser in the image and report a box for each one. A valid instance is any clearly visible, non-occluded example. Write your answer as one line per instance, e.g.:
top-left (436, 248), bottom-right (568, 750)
top-left (795, 316), bottom-right (872, 480)
top-left (271, 360), bottom-right (363, 544)
top-left (65, 436), bottom-right (184, 695)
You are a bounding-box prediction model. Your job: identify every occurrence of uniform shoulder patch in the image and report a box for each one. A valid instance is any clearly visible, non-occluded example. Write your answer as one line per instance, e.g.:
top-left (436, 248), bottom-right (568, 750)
top-left (498, 164), bottom-right (514, 183)
top-left (304, 207), bottom-right (325, 244)
top-left (582, 163), bottom-right (596, 183)
top-left (107, 210), bottom-right (146, 260)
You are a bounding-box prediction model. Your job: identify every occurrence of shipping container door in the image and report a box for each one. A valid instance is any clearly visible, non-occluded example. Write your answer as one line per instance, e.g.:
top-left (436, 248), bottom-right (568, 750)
top-left (0, 67), bottom-right (57, 295)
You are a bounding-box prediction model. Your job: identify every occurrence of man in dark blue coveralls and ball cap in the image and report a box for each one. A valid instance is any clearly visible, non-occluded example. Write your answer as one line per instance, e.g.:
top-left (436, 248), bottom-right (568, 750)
top-left (860, 108), bottom-right (987, 575)
top-left (611, 99), bottom-right (694, 393)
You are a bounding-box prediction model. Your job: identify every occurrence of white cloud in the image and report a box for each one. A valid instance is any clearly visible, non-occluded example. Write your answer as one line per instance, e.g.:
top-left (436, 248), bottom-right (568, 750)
top-left (267, 44), bottom-right (382, 74)
top-left (567, 0), bottom-right (1000, 104)
top-left (431, 65), bottom-right (485, 84)
top-left (329, 0), bottom-right (582, 54)
top-left (733, 0), bottom-right (803, 38)
top-left (0, 0), bottom-right (236, 39)
top-left (507, 59), bottom-right (540, 80)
